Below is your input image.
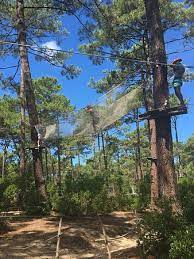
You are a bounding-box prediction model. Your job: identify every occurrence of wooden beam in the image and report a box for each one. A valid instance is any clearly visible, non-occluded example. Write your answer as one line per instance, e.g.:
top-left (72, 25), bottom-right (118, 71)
top-left (139, 106), bottom-right (187, 121)
top-left (28, 144), bottom-right (46, 150)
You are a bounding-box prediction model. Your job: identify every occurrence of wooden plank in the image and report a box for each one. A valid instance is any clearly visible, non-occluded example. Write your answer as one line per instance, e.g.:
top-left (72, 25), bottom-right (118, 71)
top-left (139, 106), bottom-right (187, 120)
top-left (28, 143), bottom-right (46, 149)
top-left (56, 217), bottom-right (62, 259)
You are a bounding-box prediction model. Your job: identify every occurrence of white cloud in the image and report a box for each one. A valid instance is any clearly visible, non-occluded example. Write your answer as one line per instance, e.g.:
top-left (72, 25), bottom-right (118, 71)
top-left (41, 41), bottom-right (61, 57)
top-left (42, 40), bottom-right (61, 50)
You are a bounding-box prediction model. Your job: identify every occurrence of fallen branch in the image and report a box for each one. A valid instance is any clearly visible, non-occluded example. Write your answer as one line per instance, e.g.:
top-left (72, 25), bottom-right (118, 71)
top-left (111, 246), bottom-right (137, 256)
top-left (95, 229), bottom-right (133, 242)
top-left (98, 215), bottom-right (112, 259)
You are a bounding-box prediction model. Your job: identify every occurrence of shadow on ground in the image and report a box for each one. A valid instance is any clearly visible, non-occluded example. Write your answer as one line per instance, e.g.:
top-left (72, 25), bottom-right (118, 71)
top-left (0, 212), bottom-right (138, 258)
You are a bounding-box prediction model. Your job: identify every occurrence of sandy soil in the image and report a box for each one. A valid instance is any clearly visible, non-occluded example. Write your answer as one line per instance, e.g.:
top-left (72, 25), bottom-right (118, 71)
top-left (0, 211), bottom-right (139, 258)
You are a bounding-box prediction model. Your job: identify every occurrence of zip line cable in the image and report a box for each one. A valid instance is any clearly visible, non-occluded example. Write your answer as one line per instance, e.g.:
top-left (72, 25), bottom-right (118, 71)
top-left (0, 4), bottom-right (194, 68)
top-left (2, 3), bottom-right (193, 68)
top-left (22, 2), bottom-right (194, 48)
top-left (0, 65), bottom-right (18, 70)
top-left (0, 40), bottom-right (194, 69)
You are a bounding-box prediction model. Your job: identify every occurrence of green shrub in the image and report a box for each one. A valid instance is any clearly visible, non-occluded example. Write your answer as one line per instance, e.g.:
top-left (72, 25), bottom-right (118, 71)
top-left (0, 173), bottom-right (22, 210)
top-left (169, 225), bottom-right (194, 259)
top-left (0, 219), bottom-right (10, 234)
top-left (3, 184), bottom-right (19, 207)
top-left (130, 175), bottom-right (151, 212)
top-left (137, 199), bottom-right (186, 258)
top-left (48, 174), bottom-right (133, 216)
top-left (178, 180), bottom-right (194, 223)
top-left (21, 172), bottom-right (50, 215)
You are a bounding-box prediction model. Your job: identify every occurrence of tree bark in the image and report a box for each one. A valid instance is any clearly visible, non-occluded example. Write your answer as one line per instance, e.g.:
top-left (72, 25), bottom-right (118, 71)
top-left (16, 0), bottom-right (47, 202)
top-left (135, 109), bottom-right (143, 180)
top-left (1, 141), bottom-right (7, 178)
top-left (56, 116), bottom-right (61, 194)
top-left (45, 148), bottom-right (49, 182)
top-left (19, 69), bottom-right (26, 176)
top-left (172, 117), bottom-right (181, 178)
top-left (101, 132), bottom-right (108, 170)
top-left (57, 145), bottom-right (62, 193)
top-left (97, 133), bottom-right (101, 170)
top-left (141, 65), bottom-right (159, 205)
top-left (144, 0), bottom-right (178, 206)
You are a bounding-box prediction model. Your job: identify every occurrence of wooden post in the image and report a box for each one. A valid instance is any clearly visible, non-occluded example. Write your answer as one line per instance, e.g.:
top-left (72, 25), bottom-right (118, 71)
top-left (56, 217), bottom-right (62, 259)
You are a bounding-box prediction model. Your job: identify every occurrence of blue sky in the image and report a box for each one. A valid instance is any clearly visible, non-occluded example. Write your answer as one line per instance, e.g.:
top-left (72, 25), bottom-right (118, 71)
top-left (0, 9), bottom-right (194, 143)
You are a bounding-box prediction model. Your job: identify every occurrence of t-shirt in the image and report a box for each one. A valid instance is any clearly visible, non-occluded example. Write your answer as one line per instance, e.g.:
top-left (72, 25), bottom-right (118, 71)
top-left (173, 63), bottom-right (185, 79)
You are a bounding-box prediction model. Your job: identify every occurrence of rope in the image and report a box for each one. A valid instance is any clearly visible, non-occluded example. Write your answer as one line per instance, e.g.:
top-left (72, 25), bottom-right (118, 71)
top-left (0, 40), bottom-right (194, 69)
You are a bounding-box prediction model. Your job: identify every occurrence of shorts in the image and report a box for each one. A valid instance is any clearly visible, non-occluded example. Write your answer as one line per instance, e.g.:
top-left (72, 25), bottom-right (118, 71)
top-left (173, 78), bottom-right (183, 88)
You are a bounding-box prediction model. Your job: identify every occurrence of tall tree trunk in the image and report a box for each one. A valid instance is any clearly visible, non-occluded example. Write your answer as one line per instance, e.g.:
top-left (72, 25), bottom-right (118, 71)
top-left (1, 142), bottom-right (7, 178)
top-left (142, 32), bottom-right (159, 205)
top-left (51, 156), bottom-right (55, 182)
top-left (78, 153), bottom-right (81, 167)
top-left (93, 142), bottom-right (97, 176)
top-left (135, 109), bottom-right (143, 180)
top-left (97, 133), bottom-right (101, 170)
top-left (144, 0), bottom-right (178, 207)
top-left (45, 148), bottom-right (49, 182)
top-left (57, 145), bottom-right (62, 193)
top-left (101, 132), bottom-right (108, 170)
top-left (56, 116), bottom-right (61, 194)
top-left (19, 72), bottom-right (25, 176)
top-left (172, 117), bottom-right (181, 178)
top-left (134, 148), bottom-right (139, 181)
top-left (142, 76), bottom-right (159, 205)
top-left (16, 0), bottom-right (47, 202)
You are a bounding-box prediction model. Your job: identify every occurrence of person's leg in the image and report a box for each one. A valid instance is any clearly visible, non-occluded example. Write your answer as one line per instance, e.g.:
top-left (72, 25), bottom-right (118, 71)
top-left (174, 86), bottom-right (184, 105)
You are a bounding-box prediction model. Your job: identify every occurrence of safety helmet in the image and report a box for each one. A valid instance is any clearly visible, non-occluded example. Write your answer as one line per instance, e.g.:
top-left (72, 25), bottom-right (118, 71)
top-left (86, 105), bottom-right (93, 112)
top-left (172, 58), bottom-right (182, 64)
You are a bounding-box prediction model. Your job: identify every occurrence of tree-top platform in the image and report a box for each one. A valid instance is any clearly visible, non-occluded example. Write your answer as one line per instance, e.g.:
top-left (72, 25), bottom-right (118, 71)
top-left (139, 105), bottom-right (188, 121)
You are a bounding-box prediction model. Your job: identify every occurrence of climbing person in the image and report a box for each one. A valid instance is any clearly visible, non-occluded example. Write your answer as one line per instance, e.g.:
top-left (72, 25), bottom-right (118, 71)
top-left (170, 58), bottom-right (185, 106)
top-left (86, 105), bottom-right (100, 133)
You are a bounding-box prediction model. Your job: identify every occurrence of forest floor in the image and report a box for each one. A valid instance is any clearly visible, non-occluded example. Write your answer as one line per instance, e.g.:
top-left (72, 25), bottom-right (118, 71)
top-left (0, 211), bottom-right (139, 258)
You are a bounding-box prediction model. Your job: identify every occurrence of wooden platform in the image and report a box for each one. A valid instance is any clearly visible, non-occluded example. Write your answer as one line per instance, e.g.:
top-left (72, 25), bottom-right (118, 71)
top-left (139, 105), bottom-right (188, 121)
top-left (28, 143), bottom-right (46, 150)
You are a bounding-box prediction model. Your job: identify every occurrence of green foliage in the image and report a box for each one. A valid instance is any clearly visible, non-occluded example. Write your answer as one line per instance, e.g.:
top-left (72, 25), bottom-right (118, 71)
top-left (0, 96), bottom-right (20, 138)
top-left (169, 226), bottom-right (194, 259)
top-left (178, 180), bottom-right (194, 223)
top-left (0, 173), bottom-right (21, 210)
top-left (48, 174), bottom-right (132, 216)
top-left (138, 200), bottom-right (186, 258)
top-left (137, 174), bottom-right (151, 209)
top-left (79, 0), bottom-right (189, 93)
top-left (0, 218), bottom-right (10, 234)
top-left (0, 171), bottom-right (49, 215)
top-left (21, 172), bottom-right (50, 215)
top-left (33, 77), bottom-right (74, 124)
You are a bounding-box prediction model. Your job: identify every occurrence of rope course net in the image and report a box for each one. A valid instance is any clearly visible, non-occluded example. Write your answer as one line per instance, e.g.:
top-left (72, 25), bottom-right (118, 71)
top-left (34, 65), bottom-right (194, 146)
top-left (35, 83), bottom-right (143, 144)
